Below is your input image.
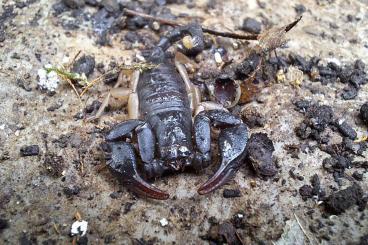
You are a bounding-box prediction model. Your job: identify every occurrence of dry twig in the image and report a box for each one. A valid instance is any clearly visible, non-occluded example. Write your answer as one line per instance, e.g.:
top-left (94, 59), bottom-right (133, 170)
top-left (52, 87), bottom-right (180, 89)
top-left (123, 8), bottom-right (259, 40)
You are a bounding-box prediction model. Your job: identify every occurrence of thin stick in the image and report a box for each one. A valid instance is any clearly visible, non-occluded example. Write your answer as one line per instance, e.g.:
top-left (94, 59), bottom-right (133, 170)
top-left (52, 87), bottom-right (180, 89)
top-left (294, 213), bottom-right (314, 245)
top-left (123, 8), bottom-right (259, 40)
top-left (66, 50), bottom-right (82, 69)
top-left (59, 74), bottom-right (82, 102)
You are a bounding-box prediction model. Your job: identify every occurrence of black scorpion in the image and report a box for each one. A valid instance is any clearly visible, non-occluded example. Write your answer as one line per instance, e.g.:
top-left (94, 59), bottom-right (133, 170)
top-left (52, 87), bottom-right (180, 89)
top-left (104, 24), bottom-right (249, 200)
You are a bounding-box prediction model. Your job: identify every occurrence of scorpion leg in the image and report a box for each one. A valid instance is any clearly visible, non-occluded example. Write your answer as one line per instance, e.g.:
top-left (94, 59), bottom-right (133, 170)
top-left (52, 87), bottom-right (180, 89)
top-left (127, 70), bottom-right (140, 119)
top-left (194, 110), bottom-right (249, 195)
top-left (106, 119), bottom-right (144, 141)
top-left (106, 141), bottom-right (169, 200)
top-left (88, 70), bottom-right (140, 120)
top-left (174, 59), bottom-right (201, 112)
top-left (194, 101), bottom-right (228, 116)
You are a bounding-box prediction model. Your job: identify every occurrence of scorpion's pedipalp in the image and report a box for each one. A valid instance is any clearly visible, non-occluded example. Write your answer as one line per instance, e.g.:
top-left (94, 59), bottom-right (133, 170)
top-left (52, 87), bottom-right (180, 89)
top-left (107, 141), bottom-right (169, 200)
top-left (197, 117), bottom-right (248, 195)
top-left (105, 119), bottom-right (144, 141)
top-left (194, 113), bottom-right (211, 156)
top-left (135, 123), bottom-right (155, 164)
top-left (205, 110), bottom-right (242, 127)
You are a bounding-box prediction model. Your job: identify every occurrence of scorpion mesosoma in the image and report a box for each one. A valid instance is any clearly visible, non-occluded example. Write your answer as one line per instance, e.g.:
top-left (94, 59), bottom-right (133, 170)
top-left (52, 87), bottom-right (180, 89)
top-left (104, 23), bottom-right (249, 200)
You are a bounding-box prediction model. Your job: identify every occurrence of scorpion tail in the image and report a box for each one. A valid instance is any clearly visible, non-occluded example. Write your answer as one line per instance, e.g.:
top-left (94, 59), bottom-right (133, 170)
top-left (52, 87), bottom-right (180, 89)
top-left (198, 124), bottom-right (248, 195)
top-left (106, 141), bottom-right (169, 200)
top-left (156, 23), bottom-right (204, 54)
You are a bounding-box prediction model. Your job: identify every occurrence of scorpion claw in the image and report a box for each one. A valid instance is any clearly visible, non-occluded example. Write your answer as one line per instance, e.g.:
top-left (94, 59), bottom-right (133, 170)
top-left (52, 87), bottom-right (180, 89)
top-left (128, 175), bottom-right (170, 200)
top-left (198, 124), bottom-right (248, 195)
top-left (198, 167), bottom-right (237, 195)
top-left (106, 141), bottom-right (169, 200)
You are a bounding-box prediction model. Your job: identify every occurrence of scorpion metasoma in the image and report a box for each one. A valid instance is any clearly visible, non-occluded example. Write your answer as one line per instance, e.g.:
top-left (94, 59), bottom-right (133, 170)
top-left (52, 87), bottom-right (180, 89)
top-left (103, 23), bottom-right (249, 200)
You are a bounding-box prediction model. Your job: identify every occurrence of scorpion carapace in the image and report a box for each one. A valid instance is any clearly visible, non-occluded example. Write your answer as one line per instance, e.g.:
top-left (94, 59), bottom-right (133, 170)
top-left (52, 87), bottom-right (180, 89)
top-left (104, 23), bottom-right (249, 200)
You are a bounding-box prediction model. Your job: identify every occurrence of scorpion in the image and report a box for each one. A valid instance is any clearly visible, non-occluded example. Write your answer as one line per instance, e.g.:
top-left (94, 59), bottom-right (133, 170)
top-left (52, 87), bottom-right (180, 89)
top-left (103, 23), bottom-right (249, 200)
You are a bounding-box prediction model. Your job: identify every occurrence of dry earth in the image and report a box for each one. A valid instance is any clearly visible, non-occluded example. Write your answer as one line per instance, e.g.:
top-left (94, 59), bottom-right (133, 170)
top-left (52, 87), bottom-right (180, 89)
top-left (0, 0), bottom-right (367, 244)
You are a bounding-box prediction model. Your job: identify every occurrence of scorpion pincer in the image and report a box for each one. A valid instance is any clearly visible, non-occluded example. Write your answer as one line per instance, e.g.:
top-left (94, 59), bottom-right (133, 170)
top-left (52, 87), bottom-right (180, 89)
top-left (104, 23), bottom-right (249, 200)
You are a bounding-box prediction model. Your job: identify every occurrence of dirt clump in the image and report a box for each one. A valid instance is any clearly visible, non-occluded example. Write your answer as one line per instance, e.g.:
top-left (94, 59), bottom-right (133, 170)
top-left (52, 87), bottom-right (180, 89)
top-left (245, 133), bottom-right (277, 176)
top-left (71, 55), bottom-right (96, 78)
top-left (360, 102), bottom-right (368, 125)
top-left (202, 220), bottom-right (243, 245)
top-left (325, 184), bottom-right (366, 215)
top-left (43, 153), bottom-right (65, 177)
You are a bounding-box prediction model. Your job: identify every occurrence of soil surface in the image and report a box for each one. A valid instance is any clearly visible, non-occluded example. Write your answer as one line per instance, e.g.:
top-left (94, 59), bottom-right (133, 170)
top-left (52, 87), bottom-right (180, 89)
top-left (0, 0), bottom-right (367, 244)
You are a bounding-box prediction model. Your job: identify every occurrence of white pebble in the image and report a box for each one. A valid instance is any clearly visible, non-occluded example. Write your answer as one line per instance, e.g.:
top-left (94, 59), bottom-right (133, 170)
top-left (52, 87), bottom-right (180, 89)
top-left (37, 66), bottom-right (60, 92)
top-left (71, 220), bottom-right (88, 236)
top-left (214, 52), bottom-right (223, 64)
top-left (159, 218), bottom-right (168, 227)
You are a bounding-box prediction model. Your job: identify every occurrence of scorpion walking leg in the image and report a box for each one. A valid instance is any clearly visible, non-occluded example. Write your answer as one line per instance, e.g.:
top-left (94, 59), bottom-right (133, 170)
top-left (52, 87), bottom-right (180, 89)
top-left (88, 70), bottom-right (138, 120)
top-left (193, 110), bottom-right (249, 195)
top-left (128, 70), bottom-right (140, 119)
top-left (194, 101), bottom-right (228, 115)
top-left (106, 119), bottom-right (169, 199)
top-left (174, 59), bottom-right (201, 111)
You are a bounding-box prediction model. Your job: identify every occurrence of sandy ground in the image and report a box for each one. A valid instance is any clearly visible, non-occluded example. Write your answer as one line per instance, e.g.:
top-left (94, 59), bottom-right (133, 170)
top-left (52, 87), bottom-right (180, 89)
top-left (0, 0), bottom-right (367, 244)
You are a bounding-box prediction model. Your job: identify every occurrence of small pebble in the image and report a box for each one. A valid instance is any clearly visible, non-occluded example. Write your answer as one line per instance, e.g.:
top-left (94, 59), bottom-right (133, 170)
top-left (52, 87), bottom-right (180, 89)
top-left (214, 52), bottom-right (222, 64)
top-left (0, 218), bottom-right (9, 231)
top-left (109, 192), bottom-right (120, 199)
top-left (101, 0), bottom-right (119, 13)
top-left (151, 21), bottom-right (160, 31)
top-left (294, 4), bottom-right (306, 14)
top-left (20, 145), bottom-right (40, 157)
top-left (241, 17), bottom-right (262, 34)
top-left (62, 0), bottom-right (85, 9)
top-left (72, 55), bottom-right (96, 77)
top-left (336, 119), bottom-right (357, 140)
top-left (250, 180), bottom-right (257, 187)
top-left (352, 171), bottom-right (363, 181)
top-left (341, 86), bottom-right (358, 100)
top-left (63, 185), bottom-right (81, 197)
top-left (223, 189), bottom-right (241, 198)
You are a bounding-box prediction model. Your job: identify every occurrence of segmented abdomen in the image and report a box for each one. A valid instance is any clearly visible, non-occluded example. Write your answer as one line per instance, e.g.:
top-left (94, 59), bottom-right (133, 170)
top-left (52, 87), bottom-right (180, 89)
top-left (137, 62), bottom-right (193, 159)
